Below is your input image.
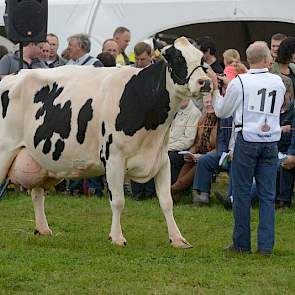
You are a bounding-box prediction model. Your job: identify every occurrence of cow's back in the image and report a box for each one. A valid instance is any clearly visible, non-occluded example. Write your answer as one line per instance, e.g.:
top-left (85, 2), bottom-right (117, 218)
top-left (0, 65), bottom-right (141, 178)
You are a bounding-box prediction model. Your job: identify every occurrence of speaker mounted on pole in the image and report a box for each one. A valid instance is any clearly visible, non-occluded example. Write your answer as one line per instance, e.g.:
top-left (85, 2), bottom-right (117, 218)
top-left (4, 0), bottom-right (48, 43)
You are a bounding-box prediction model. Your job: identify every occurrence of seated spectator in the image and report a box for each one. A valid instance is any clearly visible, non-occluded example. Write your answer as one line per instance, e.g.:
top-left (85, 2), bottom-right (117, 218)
top-left (279, 118), bottom-right (295, 208)
top-left (191, 116), bottom-right (232, 206)
top-left (97, 52), bottom-right (116, 67)
top-left (168, 100), bottom-right (201, 184)
top-left (171, 94), bottom-right (218, 202)
top-left (223, 49), bottom-right (247, 80)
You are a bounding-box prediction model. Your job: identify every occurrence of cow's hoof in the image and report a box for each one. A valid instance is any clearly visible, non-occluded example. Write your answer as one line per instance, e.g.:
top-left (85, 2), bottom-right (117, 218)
top-left (170, 237), bottom-right (193, 249)
top-left (109, 235), bottom-right (127, 247)
top-left (34, 228), bottom-right (53, 236)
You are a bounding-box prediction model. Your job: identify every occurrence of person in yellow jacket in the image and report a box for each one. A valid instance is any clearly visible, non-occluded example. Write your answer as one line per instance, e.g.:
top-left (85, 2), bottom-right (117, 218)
top-left (113, 26), bottom-right (131, 65)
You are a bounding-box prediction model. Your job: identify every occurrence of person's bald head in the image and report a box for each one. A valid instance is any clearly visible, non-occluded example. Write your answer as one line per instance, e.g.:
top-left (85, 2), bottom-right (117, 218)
top-left (246, 41), bottom-right (272, 67)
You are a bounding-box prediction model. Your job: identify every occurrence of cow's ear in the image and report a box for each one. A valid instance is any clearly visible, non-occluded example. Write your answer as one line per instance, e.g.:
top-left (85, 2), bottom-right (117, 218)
top-left (153, 38), bottom-right (165, 51)
top-left (161, 45), bottom-right (174, 63)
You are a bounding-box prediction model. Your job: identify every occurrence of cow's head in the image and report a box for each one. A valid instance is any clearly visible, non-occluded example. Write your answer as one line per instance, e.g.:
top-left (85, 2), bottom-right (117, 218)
top-left (161, 37), bottom-right (212, 96)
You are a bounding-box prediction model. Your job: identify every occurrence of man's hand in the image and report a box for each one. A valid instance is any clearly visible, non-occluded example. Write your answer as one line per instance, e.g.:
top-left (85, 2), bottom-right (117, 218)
top-left (282, 155), bottom-right (295, 170)
top-left (206, 68), bottom-right (218, 91)
top-left (281, 125), bottom-right (291, 133)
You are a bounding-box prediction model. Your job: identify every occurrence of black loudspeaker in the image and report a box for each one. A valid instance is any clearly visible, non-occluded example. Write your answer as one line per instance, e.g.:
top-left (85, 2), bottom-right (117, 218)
top-left (4, 0), bottom-right (48, 42)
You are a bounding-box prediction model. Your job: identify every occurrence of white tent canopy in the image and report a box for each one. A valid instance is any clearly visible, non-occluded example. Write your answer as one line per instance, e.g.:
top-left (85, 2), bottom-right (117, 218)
top-left (0, 0), bottom-right (294, 55)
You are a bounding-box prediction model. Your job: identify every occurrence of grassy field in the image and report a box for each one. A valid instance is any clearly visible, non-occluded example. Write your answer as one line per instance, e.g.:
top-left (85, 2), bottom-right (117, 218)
top-left (1, 187), bottom-right (295, 295)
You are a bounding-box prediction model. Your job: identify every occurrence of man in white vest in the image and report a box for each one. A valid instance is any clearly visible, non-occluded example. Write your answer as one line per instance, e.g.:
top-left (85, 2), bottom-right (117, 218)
top-left (208, 41), bottom-right (285, 255)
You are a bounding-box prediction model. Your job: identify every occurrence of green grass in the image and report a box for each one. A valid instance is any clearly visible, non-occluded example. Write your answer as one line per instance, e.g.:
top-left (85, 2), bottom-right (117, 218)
top-left (1, 187), bottom-right (295, 295)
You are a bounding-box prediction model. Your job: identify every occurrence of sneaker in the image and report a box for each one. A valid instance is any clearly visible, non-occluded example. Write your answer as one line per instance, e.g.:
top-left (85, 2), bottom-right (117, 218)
top-left (192, 191), bottom-right (209, 206)
top-left (215, 191), bottom-right (232, 210)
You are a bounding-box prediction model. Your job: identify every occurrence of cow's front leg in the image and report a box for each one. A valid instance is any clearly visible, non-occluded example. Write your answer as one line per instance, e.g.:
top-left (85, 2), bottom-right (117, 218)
top-left (154, 156), bottom-right (192, 248)
top-left (105, 157), bottom-right (126, 246)
top-left (31, 187), bottom-right (52, 235)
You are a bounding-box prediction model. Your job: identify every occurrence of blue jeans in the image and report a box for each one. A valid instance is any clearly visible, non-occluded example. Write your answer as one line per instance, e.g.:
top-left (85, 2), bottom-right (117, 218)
top-left (232, 133), bottom-right (278, 252)
top-left (68, 176), bottom-right (104, 196)
top-left (193, 151), bottom-right (223, 193)
top-left (278, 166), bottom-right (295, 204)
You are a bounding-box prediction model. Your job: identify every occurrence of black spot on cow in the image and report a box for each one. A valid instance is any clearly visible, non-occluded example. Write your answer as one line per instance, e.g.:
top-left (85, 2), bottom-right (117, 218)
top-left (76, 98), bottom-right (93, 144)
top-left (99, 147), bottom-right (106, 169)
top-left (105, 134), bottom-right (113, 161)
top-left (101, 121), bottom-right (106, 137)
top-left (1, 90), bottom-right (9, 119)
top-left (53, 139), bottom-right (65, 161)
top-left (115, 60), bottom-right (171, 136)
top-left (33, 83), bottom-right (72, 161)
top-left (163, 45), bottom-right (188, 85)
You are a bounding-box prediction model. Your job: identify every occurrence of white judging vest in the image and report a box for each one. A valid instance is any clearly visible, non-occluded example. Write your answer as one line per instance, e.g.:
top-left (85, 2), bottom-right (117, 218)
top-left (237, 71), bottom-right (285, 142)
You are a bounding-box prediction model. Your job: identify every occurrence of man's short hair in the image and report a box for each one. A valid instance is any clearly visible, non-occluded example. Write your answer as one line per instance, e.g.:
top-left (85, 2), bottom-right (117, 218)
top-left (22, 41), bottom-right (39, 47)
top-left (113, 26), bottom-right (130, 37)
top-left (196, 36), bottom-right (217, 55)
top-left (47, 33), bottom-right (59, 42)
top-left (67, 33), bottom-right (91, 53)
top-left (271, 33), bottom-right (287, 41)
top-left (276, 37), bottom-right (295, 64)
top-left (102, 38), bottom-right (117, 51)
top-left (134, 42), bottom-right (151, 56)
top-left (246, 41), bottom-right (271, 64)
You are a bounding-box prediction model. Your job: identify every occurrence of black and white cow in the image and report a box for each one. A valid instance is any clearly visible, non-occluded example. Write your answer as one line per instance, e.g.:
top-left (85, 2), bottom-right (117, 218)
top-left (0, 37), bottom-right (211, 248)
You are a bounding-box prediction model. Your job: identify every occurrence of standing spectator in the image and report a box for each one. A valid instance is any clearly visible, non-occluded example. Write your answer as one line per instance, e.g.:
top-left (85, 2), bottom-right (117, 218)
top-left (134, 42), bottom-right (153, 68)
top-left (272, 37), bottom-right (295, 94)
top-left (0, 42), bottom-right (46, 77)
top-left (46, 33), bottom-right (66, 68)
top-left (39, 41), bottom-right (50, 62)
top-left (270, 33), bottom-right (287, 61)
top-left (223, 49), bottom-right (247, 80)
top-left (67, 33), bottom-right (103, 67)
top-left (196, 36), bottom-right (223, 74)
top-left (209, 41), bottom-right (285, 255)
top-left (66, 33), bottom-right (104, 196)
top-left (129, 41), bottom-right (156, 200)
top-left (0, 45), bottom-right (8, 60)
top-left (113, 27), bottom-right (131, 65)
top-left (102, 38), bottom-right (120, 59)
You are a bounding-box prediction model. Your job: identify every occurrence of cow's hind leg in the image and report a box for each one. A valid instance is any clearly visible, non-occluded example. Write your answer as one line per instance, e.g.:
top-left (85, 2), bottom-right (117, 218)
top-left (105, 157), bottom-right (126, 246)
top-left (154, 156), bottom-right (192, 248)
top-left (0, 146), bottom-right (20, 181)
top-left (31, 187), bottom-right (52, 235)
